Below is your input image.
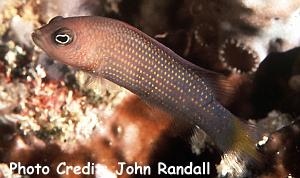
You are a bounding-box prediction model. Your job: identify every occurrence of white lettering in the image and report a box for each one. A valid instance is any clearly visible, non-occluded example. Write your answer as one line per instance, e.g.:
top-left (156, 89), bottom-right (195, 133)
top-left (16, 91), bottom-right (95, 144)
top-left (56, 162), bottom-right (66, 175)
top-left (65, 165), bottom-right (74, 175)
top-left (116, 162), bottom-right (151, 175)
top-left (83, 162), bottom-right (94, 175)
top-left (116, 162), bottom-right (126, 175)
top-left (73, 166), bottom-right (82, 175)
top-left (127, 166), bottom-right (134, 174)
top-left (9, 162), bottom-right (50, 175)
top-left (157, 162), bottom-right (167, 175)
top-left (157, 162), bottom-right (210, 175)
top-left (56, 162), bottom-right (95, 175)
top-left (26, 167), bottom-right (34, 175)
top-left (9, 162), bottom-right (18, 171)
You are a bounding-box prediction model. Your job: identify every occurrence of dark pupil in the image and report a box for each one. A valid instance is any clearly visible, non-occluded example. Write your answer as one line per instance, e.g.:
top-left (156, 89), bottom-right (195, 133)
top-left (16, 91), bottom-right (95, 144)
top-left (56, 35), bottom-right (69, 43)
top-left (53, 28), bottom-right (73, 45)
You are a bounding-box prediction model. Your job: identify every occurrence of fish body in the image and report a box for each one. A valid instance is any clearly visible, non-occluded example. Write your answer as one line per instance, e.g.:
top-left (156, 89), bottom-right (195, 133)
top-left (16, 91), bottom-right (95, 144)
top-left (32, 16), bottom-right (262, 172)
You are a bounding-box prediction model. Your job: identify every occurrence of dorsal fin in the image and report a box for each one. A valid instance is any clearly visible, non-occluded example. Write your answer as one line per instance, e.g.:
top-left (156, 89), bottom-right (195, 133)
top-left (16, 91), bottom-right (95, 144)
top-left (144, 30), bottom-right (238, 106)
top-left (191, 67), bottom-right (237, 106)
top-left (176, 57), bottom-right (238, 106)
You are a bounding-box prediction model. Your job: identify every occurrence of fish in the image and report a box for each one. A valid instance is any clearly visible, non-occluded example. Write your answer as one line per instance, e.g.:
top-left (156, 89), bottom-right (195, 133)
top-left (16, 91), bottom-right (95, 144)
top-left (32, 16), bottom-right (263, 174)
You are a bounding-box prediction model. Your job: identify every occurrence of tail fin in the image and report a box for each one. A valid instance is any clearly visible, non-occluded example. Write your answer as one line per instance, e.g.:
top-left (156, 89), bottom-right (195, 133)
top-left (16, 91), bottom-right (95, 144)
top-left (218, 118), bottom-right (264, 177)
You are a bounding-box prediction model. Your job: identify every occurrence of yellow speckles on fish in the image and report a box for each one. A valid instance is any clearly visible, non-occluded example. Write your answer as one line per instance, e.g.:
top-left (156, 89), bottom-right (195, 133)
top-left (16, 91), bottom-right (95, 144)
top-left (99, 23), bottom-right (217, 117)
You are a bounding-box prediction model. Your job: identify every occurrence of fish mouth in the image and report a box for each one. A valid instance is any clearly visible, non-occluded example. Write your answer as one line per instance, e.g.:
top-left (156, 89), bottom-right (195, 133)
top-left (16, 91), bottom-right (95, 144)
top-left (31, 30), bottom-right (43, 48)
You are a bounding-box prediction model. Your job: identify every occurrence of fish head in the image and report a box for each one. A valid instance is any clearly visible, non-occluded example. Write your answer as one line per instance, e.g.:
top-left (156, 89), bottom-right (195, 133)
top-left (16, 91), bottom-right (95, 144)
top-left (32, 16), bottom-right (101, 72)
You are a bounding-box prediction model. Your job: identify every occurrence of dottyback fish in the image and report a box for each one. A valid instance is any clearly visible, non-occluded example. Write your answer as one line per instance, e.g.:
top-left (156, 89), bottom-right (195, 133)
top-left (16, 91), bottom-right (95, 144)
top-left (32, 16), bottom-right (263, 174)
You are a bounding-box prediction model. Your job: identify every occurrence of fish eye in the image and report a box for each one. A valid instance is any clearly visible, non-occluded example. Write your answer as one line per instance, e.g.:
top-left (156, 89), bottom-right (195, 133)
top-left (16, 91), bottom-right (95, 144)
top-left (52, 28), bottom-right (74, 46)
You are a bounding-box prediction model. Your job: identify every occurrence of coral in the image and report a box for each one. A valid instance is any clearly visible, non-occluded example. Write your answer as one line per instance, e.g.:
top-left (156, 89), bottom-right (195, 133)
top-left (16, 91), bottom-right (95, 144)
top-left (146, 0), bottom-right (300, 74)
top-left (218, 38), bottom-right (260, 73)
top-left (215, 0), bottom-right (300, 73)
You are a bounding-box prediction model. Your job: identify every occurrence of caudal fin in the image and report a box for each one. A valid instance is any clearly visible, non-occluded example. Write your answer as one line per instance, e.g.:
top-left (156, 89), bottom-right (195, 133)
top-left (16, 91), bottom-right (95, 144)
top-left (218, 118), bottom-right (264, 177)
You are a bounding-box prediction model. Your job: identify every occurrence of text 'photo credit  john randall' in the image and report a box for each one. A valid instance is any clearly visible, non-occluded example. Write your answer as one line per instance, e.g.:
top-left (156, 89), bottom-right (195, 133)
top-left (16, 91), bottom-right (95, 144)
top-left (7, 161), bottom-right (211, 176)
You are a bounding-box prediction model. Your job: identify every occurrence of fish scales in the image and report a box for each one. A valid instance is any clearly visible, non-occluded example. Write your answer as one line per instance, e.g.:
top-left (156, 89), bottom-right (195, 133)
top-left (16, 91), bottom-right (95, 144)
top-left (96, 19), bottom-right (235, 148)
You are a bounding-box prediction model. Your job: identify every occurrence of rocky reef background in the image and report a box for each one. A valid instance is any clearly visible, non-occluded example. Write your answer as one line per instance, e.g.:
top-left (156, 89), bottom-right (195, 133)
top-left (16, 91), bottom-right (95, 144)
top-left (0, 0), bottom-right (300, 178)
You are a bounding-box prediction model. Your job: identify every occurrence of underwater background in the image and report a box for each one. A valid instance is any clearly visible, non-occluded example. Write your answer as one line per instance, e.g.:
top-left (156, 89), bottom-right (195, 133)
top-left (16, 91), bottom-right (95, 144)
top-left (0, 0), bottom-right (300, 177)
